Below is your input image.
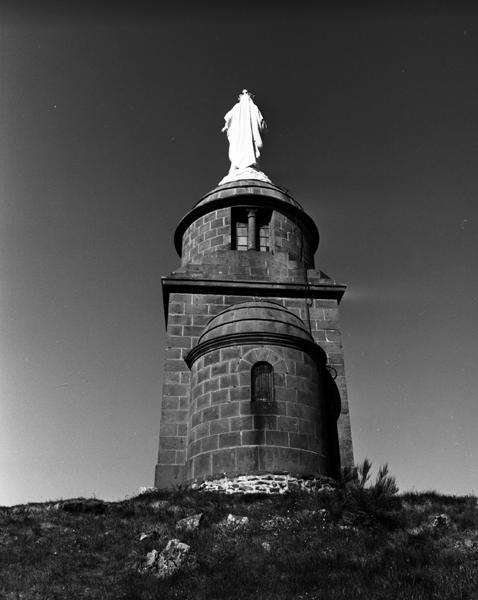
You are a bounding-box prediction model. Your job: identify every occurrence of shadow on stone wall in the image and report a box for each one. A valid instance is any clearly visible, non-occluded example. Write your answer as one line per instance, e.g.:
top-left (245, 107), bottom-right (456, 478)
top-left (324, 369), bottom-right (342, 480)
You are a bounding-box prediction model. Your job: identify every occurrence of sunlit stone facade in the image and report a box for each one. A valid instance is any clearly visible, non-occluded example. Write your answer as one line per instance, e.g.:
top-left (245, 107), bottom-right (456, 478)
top-left (154, 179), bottom-right (353, 489)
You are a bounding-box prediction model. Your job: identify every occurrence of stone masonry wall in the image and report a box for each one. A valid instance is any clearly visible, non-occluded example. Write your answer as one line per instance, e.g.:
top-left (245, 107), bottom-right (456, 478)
top-left (181, 208), bottom-right (230, 266)
top-left (271, 212), bottom-right (314, 268)
top-left (181, 208), bottom-right (314, 268)
top-left (186, 344), bottom-right (326, 482)
top-left (279, 297), bottom-right (353, 468)
top-left (191, 473), bottom-right (335, 494)
top-left (155, 292), bottom-right (353, 488)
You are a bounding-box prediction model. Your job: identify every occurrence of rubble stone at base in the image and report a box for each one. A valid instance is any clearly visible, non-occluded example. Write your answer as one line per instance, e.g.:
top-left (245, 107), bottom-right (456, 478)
top-left (190, 473), bottom-right (336, 494)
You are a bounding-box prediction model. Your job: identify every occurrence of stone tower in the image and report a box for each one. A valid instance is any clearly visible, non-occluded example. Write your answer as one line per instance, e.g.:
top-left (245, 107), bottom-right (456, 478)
top-left (154, 93), bottom-right (353, 490)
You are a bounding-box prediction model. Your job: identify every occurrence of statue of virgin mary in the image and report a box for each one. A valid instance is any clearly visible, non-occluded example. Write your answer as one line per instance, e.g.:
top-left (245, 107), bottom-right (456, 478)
top-left (219, 90), bottom-right (271, 184)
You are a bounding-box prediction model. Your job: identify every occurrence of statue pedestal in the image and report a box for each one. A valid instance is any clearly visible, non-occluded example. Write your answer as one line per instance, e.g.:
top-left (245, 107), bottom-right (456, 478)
top-left (219, 166), bottom-right (271, 185)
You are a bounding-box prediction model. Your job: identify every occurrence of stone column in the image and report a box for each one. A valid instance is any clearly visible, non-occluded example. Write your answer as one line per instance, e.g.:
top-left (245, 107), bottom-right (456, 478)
top-left (247, 209), bottom-right (257, 250)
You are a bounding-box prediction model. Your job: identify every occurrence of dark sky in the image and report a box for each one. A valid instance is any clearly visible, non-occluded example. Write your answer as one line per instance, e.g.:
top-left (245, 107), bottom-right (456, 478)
top-left (1, 2), bottom-right (478, 505)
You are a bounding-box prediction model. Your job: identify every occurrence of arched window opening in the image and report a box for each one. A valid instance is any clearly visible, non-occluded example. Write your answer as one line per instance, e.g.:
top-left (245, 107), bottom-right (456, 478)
top-left (251, 362), bottom-right (274, 403)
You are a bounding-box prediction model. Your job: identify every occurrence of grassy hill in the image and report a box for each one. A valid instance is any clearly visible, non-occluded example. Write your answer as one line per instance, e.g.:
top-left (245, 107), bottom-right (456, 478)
top-left (2, 463), bottom-right (478, 600)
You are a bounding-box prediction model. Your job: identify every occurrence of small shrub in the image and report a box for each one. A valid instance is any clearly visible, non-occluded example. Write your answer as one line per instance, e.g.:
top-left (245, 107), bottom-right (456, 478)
top-left (341, 460), bottom-right (400, 527)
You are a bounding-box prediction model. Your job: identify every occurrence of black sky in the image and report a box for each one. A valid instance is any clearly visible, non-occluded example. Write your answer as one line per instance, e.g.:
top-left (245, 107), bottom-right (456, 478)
top-left (1, 1), bottom-right (478, 504)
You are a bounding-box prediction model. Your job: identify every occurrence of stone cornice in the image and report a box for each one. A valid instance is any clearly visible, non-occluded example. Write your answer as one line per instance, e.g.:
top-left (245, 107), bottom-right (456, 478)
top-left (162, 276), bottom-right (346, 320)
top-left (185, 331), bottom-right (327, 368)
top-left (195, 180), bottom-right (302, 209)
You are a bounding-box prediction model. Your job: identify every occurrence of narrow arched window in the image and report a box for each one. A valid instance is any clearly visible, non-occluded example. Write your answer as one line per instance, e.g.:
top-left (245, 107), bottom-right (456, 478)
top-left (251, 362), bottom-right (274, 403)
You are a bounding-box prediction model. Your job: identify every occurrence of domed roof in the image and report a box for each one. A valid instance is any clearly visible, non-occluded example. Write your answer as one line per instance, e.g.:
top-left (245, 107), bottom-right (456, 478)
top-left (195, 179), bottom-right (304, 210)
top-left (198, 300), bottom-right (313, 345)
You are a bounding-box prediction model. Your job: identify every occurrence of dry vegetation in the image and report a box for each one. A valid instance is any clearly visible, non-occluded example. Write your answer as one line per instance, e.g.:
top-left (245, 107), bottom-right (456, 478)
top-left (2, 463), bottom-right (478, 600)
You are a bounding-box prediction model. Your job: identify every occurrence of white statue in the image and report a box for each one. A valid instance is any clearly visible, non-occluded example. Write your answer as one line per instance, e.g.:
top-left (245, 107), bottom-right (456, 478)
top-left (219, 90), bottom-right (271, 185)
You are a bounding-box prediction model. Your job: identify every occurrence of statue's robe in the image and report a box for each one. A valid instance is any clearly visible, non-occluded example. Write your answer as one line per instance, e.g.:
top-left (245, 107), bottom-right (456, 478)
top-left (223, 95), bottom-right (266, 172)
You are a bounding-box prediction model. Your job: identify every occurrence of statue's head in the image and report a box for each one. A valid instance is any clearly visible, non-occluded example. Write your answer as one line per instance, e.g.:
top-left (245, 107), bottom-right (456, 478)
top-left (239, 89), bottom-right (254, 101)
